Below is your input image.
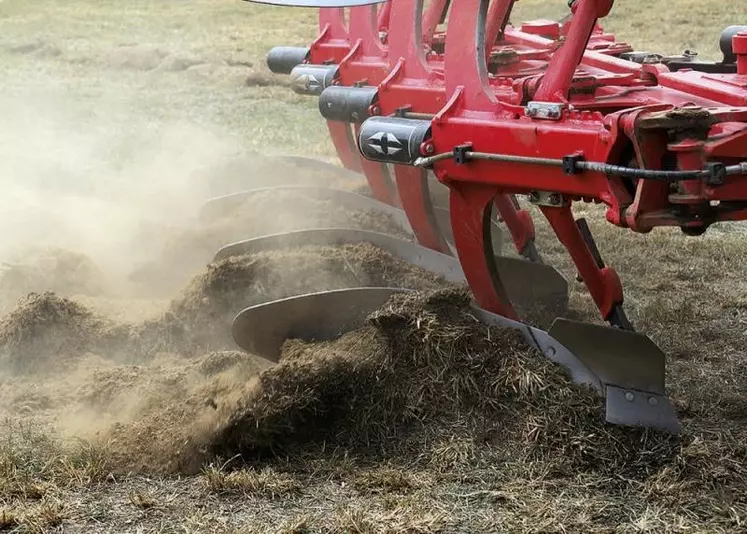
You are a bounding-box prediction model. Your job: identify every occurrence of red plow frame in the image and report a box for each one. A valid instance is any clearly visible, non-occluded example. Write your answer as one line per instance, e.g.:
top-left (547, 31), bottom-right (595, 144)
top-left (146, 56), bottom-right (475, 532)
top-left (222, 0), bottom-right (747, 434)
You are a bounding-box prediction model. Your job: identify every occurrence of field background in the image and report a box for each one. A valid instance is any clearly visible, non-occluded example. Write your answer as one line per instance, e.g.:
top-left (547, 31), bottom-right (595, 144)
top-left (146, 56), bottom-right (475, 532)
top-left (1, 1), bottom-right (746, 533)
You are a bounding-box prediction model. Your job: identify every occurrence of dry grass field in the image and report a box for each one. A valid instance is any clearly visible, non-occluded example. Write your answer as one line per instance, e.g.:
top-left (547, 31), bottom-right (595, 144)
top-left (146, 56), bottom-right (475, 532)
top-left (1, 1), bottom-right (746, 533)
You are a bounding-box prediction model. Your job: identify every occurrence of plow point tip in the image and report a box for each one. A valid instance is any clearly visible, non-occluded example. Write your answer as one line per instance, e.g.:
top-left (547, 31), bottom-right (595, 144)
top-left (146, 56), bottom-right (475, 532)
top-left (606, 386), bottom-right (682, 434)
top-left (548, 318), bottom-right (681, 434)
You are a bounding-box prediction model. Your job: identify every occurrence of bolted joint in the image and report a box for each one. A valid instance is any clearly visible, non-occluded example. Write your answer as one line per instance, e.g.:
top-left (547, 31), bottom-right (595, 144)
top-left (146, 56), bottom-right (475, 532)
top-left (526, 101), bottom-right (566, 121)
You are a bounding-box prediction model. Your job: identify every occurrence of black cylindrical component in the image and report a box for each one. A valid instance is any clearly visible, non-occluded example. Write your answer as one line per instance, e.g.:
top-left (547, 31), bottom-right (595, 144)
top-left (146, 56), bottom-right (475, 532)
top-left (318, 86), bottom-right (379, 122)
top-left (720, 25), bottom-right (747, 63)
top-left (266, 47), bottom-right (310, 74)
top-left (289, 64), bottom-right (338, 96)
top-left (357, 116), bottom-right (432, 165)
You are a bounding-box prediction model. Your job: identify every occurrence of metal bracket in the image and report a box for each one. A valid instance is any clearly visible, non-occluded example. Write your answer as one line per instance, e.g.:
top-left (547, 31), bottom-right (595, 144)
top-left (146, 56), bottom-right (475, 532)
top-left (394, 105), bottom-right (412, 118)
top-left (526, 101), bottom-right (567, 121)
top-left (705, 162), bottom-right (727, 186)
top-left (563, 154), bottom-right (584, 175)
top-left (453, 144), bottom-right (473, 165)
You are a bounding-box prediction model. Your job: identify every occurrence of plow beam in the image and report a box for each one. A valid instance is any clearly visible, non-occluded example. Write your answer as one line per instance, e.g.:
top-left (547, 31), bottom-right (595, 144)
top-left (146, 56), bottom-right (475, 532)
top-left (232, 287), bottom-right (680, 434)
top-left (214, 227), bottom-right (568, 324)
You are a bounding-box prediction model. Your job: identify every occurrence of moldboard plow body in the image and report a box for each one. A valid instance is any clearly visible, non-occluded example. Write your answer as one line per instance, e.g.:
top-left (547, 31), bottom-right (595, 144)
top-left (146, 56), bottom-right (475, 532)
top-left (224, 0), bottom-right (747, 434)
top-left (206, 0), bottom-right (577, 313)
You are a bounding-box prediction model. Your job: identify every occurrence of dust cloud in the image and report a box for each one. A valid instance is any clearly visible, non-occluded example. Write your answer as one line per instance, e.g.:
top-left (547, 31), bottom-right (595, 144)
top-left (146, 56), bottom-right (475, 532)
top-left (0, 69), bottom-right (422, 472)
top-left (0, 79), bottom-right (256, 460)
top-left (0, 83), bottom-right (247, 292)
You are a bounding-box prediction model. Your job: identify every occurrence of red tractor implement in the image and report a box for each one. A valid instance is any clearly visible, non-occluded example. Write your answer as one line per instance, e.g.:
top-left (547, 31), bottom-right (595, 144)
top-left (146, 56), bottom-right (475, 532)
top-left (221, 0), bottom-right (747, 434)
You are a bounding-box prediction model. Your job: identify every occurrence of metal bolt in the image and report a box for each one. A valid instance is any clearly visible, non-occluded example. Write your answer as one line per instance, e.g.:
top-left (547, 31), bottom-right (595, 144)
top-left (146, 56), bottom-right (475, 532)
top-left (549, 193), bottom-right (562, 205)
top-left (648, 396), bottom-right (659, 406)
top-left (625, 392), bottom-right (635, 402)
top-left (424, 143), bottom-right (435, 154)
top-left (546, 346), bottom-right (556, 358)
top-left (528, 191), bottom-right (540, 203)
top-left (371, 105), bottom-right (380, 115)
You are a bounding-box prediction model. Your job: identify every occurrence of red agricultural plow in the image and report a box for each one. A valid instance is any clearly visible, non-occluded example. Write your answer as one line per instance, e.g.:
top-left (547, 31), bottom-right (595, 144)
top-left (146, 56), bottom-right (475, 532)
top-left (218, 0), bottom-right (747, 434)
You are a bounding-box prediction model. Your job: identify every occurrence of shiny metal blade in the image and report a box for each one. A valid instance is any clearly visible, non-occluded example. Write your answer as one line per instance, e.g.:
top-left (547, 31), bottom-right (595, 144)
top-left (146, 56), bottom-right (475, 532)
top-left (606, 386), bottom-right (681, 434)
top-left (214, 228), bottom-right (566, 315)
top-left (471, 307), bottom-right (602, 390)
top-left (232, 287), bottom-right (406, 361)
top-left (493, 256), bottom-right (568, 318)
top-left (548, 319), bottom-right (666, 394)
top-left (214, 228), bottom-right (465, 283)
top-left (548, 318), bottom-right (680, 433)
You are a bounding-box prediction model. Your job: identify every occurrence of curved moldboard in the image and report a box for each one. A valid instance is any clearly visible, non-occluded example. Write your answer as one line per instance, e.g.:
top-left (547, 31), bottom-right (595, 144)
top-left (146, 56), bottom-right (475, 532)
top-left (214, 228), bottom-right (465, 283)
top-left (232, 287), bottom-right (406, 361)
top-left (548, 318), bottom-right (680, 433)
top-left (214, 227), bottom-right (568, 315)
